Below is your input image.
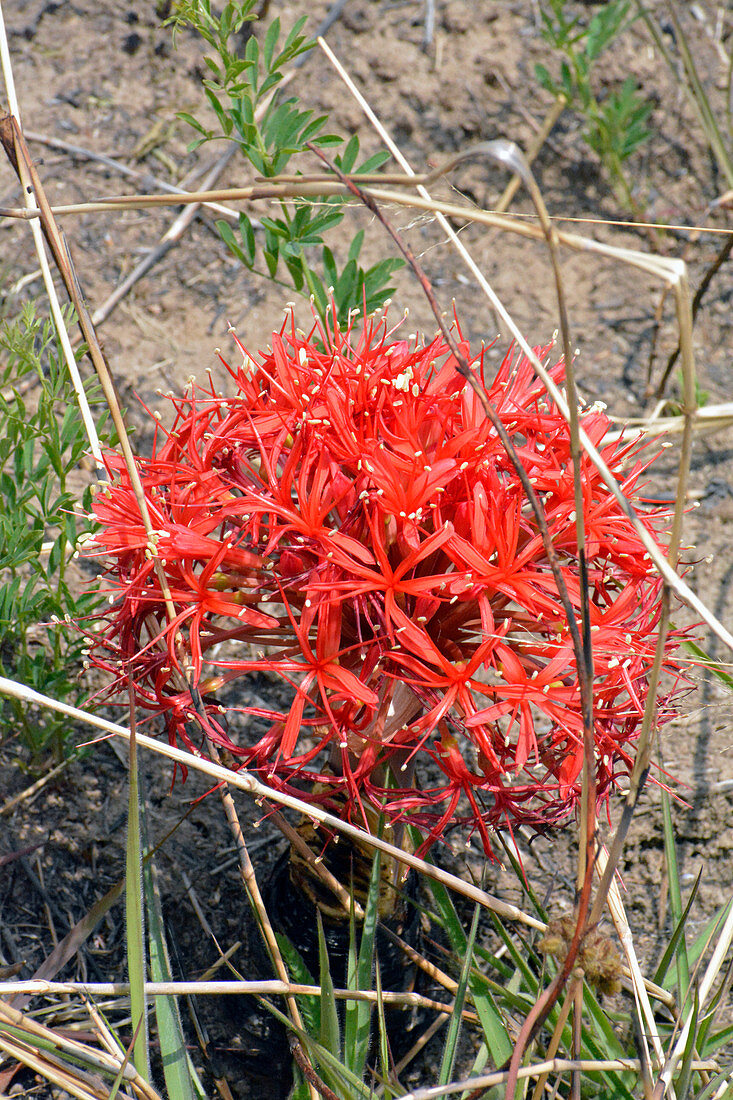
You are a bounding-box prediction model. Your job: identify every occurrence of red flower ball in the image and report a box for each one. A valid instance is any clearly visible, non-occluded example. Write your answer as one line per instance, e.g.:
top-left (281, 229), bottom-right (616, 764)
top-left (88, 310), bottom-right (683, 854)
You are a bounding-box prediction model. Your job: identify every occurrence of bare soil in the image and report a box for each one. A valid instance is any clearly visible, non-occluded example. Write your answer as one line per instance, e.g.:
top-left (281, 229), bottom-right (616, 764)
top-left (1, 1), bottom-right (732, 1097)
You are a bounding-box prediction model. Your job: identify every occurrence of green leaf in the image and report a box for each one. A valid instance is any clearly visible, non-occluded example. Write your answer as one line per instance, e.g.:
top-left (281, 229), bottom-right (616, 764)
top-left (695, 1073), bottom-right (733, 1100)
top-left (653, 867), bottom-right (702, 988)
top-left (661, 787), bottom-right (690, 999)
top-left (347, 230), bottom-right (364, 266)
top-left (423, 868), bottom-right (513, 1066)
top-left (676, 987), bottom-right (700, 1100)
top-left (535, 63), bottom-right (557, 95)
top-left (684, 640), bottom-right (733, 692)
top-left (560, 59), bottom-right (575, 99)
top-left (438, 903), bottom-right (480, 1087)
top-left (702, 1020), bottom-right (733, 1060)
top-left (203, 86), bottom-right (232, 136)
top-left (143, 832), bottom-right (199, 1100)
top-left (373, 962), bottom-right (392, 1100)
top-left (338, 134), bottom-right (359, 174)
top-left (216, 218), bottom-right (249, 265)
top-left (343, 845), bottom-right (380, 1079)
top-left (322, 247), bottom-right (338, 290)
top-left (360, 149), bottom-right (391, 175)
top-left (317, 912), bottom-right (340, 1057)
top-left (238, 213), bottom-right (256, 266)
top-left (263, 16), bottom-right (281, 71)
top-left (177, 112), bottom-right (209, 137)
top-left (125, 721), bottom-right (149, 1080)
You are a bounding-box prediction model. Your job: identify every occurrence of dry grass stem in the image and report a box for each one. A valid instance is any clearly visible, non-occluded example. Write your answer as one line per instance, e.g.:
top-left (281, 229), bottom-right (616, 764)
top-left (595, 847), bottom-right (667, 1079)
top-left (0, 13), bottom-right (103, 471)
top-left (655, 901), bottom-right (733, 1094)
top-left (395, 1057), bottom-right (720, 1100)
top-left (0, 1000), bottom-right (161, 1100)
top-left (87, 146), bottom-right (236, 331)
top-left (0, 980), bottom-right (472, 1016)
top-left (0, 674), bottom-right (546, 930)
top-left (0, 66), bottom-right (314, 1083)
top-left (25, 130), bottom-right (243, 221)
top-left (0, 757), bottom-right (72, 815)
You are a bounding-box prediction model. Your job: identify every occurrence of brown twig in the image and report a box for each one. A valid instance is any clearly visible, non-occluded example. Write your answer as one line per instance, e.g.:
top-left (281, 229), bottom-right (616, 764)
top-left (24, 131), bottom-right (242, 221)
top-left (494, 94), bottom-right (568, 214)
top-left (86, 144), bottom-right (236, 332)
top-left (654, 229), bottom-right (733, 398)
top-left (290, 1036), bottom-right (342, 1100)
top-left (0, 757), bottom-right (73, 815)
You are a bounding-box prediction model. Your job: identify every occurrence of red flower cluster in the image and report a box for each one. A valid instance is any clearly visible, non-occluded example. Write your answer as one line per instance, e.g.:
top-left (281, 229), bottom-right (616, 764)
top-left (88, 310), bottom-right (682, 853)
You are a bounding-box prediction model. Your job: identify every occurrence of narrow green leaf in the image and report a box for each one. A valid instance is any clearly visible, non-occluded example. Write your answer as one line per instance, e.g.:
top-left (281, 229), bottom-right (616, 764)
top-left (697, 954), bottom-right (733, 1056)
top-left (261, 998), bottom-right (371, 1100)
top-left (238, 213), bottom-right (256, 266)
top-left (344, 846), bottom-right (380, 1078)
top-left (143, 815), bottom-right (199, 1100)
top-left (373, 962), bottom-right (392, 1100)
top-left (676, 987), bottom-right (700, 1100)
top-left (355, 149), bottom-right (390, 174)
top-left (263, 16), bottom-right (280, 71)
top-left (661, 787), bottom-right (690, 1000)
top-left (438, 903), bottom-right (480, 1086)
top-left (317, 911), bottom-right (340, 1058)
top-left (424, 871), bottom-right (513, 1066)
top-left (653, 867), bottom-right (702, 988)
top-left (347, 230), bottom-right (364, 266)
top-left (685, 900), bottom-right (733, 978)
top-left (694, 1072), bottom-right (733, 1100)
top-left (176, 112), bottom-right (209, 137)
top-left (683, 640), bottom-right (733, 693)
top-left (338, 134), bottom-right (359, 174)
top-left (702, 1020), bottom-right (733, 1059)
top-left (216, 218), bottom-right (248, 265)
top-left (125, 718), bottom-right (148, 1080)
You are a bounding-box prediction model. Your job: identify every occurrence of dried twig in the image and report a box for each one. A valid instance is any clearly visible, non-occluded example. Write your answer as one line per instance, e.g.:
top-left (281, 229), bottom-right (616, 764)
top-left (0, 756), bottom-right (72, 815)
top-left (0, 675), bottom-right (547, 931)
top-left (0, 979), bottom-right (473, 1016)
top-left (87, 145), bottom-right (236, 331)
top-left (654, 230), bottom-right (733, 398)
top-left (24, 130), bottom-right (241, 221)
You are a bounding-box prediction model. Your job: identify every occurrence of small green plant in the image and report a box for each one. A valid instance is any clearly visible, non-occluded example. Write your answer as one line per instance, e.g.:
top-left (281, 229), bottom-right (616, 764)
top-left (0, 303), bottom-right (110, 764)
top-left (169, 0), bottom-right (403, 324)
top-left (535, 0), bottom-right (653, 218)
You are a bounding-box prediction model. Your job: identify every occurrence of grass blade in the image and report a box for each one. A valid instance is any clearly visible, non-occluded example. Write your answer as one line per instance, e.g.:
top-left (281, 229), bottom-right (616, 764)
top-left (125, 695), bottom-right (148, 1081)
top-left (683, 641), bottom-right (733, 693)
top-left (663, 3), bottom-right (733, 188)
top-left (142, 812), bottom-right (201, 1100)
top-left (653, 868), bottom-right (702, 988)
top-left (373, 961), bottom-right (393, 1100)
top-left (438, 903), bottom-right (480, 1087)
top-left (344, 845), bottom-right (381, 1079)
top-left (426, 876), bottom-right (513, 1066)
top-left (676, 987), bottom-right (700, 1100)
top-left (697, 955), bottom-right (733, 1056)
top-left (317, 911), bottom-right (341, 1059)
top-left (263, 998), bottom-right (374, 1100)
top-left (661, 787), bottom-right (690, 1000)
top-left (684, 901), bottom-right (733, 982)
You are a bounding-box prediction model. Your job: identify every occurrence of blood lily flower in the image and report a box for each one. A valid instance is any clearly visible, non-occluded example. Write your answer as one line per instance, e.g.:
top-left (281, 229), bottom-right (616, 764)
top-left (87, 310), bottom-right (683, 854)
